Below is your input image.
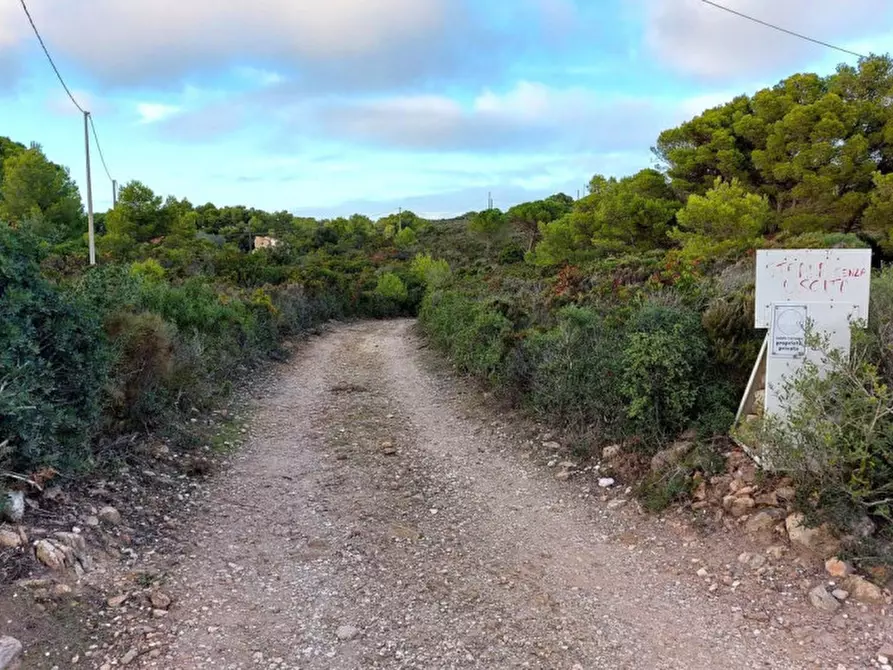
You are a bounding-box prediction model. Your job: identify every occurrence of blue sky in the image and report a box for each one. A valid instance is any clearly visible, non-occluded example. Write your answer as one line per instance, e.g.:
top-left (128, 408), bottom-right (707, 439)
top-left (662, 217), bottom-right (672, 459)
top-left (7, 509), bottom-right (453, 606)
top-left (1, 0), bottom-right (892, 219)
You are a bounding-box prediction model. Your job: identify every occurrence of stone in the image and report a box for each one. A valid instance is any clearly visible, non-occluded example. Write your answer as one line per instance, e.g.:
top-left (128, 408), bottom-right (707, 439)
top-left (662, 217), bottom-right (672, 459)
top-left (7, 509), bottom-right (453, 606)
top-left (766, 545), bottom-right (786, 560)
top-left (33, 539), bottom-right (66, 571)
top-left (0, 528), bottom-right (21, 549)
top-left (98, 506), bottom-right (121, 526)
top-left (754, 492), bottom-right (779, 507)
top-left (602, 444), bottom-right (622, 460)
top-left (0, 637), bottom-right (22, 670)
top-left (724, 494), bottom-right (755, 517)
top-left (785, 513), bottom-right (840, 558)
top-left (597, 478), bottom-right (615, 489)
top-left (845, 575), bottom-right (886, 605)
top-left (774, 486), bottom-right (797, 502)
top-left (748, 554), bottom-right (767, 570)
top-left (84, 516), bottom-right (99, 528)
top-left (120, 648), bottom-right (139, 665)
top-left (825, 557), bottom-right (854, 579)
top-left (696, 567), bottom-right (709, 578)
top-left (542, 441), bottom-right (561, 451)
top-left (107, 594), bottom-right (128, 608)
top-left (336, 625), bottom-right (359, 641)
top-left (745, 511), bottom-right (776, 534)
top-left (150, 591), bottom-right (172, 610)
top-left (380, 442), bottom-right (397, 456)
top-left (2, 491), bottom-right (24, 523)
top-left (832, 589), bottom-right (849, 601)
top-left (879, 644), bottom-right (893, 661)
top-left (650, 440), bottom-right (694, 473)
top-left (809, 585), bottom-right (841, 612)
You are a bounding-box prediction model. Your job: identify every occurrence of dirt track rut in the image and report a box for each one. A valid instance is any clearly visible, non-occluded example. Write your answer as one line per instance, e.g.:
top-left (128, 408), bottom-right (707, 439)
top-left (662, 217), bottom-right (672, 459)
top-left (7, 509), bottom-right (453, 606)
top-left (132, 320), bottom-right (889, 669)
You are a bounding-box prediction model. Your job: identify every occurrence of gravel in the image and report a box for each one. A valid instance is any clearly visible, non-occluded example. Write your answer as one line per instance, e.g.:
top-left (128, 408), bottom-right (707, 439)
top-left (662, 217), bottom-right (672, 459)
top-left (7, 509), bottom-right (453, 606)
top-left (109, 320), bottom-right (893, 669)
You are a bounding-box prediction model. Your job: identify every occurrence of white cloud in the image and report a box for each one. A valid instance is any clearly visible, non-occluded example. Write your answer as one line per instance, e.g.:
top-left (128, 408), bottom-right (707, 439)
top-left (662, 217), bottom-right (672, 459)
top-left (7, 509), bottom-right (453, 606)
top-left (313, 81), bottom-right (742, 153)
top-left (645, 0), bottom-right (893, 79)
top-left (137, 103), bottom-right (181, 124)
top-left (0, 0), bottom-right (449, 85)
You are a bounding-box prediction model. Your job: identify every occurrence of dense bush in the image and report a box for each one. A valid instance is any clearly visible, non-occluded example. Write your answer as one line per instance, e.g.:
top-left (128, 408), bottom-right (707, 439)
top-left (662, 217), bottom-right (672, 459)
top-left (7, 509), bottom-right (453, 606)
top-left (0, 225), bottom-right (109, 471)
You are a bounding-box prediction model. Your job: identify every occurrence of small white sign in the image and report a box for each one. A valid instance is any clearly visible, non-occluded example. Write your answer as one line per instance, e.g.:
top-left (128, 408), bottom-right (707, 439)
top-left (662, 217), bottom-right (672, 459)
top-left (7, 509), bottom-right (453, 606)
top-left (755, 249), bottom-right (871, 328)
top-left (770, 304), bottom-right (807, 358)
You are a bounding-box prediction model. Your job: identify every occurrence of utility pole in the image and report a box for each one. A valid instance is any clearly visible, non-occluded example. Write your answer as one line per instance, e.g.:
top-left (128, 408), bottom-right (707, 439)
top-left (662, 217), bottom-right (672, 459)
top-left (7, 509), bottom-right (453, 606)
top-left (84, 111), bottom-right (96, 266)
top-left (398, 207), bottom-right (402, 232)
top-left (488, 192), bottom-right (493, 210)
top-left (112, 179), bottom-right (117, 207)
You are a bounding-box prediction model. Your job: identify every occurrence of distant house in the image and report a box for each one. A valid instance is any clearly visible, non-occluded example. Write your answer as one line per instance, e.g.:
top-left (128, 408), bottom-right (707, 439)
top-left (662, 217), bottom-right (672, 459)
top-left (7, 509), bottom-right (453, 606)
top-left (253, 236), bottom-right (279, 251)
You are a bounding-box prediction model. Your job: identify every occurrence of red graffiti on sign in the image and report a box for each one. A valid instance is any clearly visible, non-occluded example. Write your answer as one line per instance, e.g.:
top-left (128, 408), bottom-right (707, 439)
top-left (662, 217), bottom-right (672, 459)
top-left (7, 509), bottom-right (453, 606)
top-left (773, 260), bottom-right (867, 297)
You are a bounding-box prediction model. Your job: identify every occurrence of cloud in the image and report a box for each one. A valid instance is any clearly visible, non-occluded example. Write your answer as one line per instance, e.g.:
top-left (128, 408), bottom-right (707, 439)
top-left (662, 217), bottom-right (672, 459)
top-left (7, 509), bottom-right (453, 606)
top-left (645, 0), bottom-right (893, 80)
top-left (46, 89), bottom-right (112, 116)
top-left (307, 81), bottom-right (724, 154)
top-left (136, 103), bottom-right (180, 124)
top-left (0, 0), bottom-right (491, 91)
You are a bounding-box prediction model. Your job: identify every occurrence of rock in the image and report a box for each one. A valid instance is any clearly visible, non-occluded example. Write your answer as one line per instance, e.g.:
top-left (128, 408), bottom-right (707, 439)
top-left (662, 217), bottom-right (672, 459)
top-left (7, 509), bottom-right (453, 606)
top-left (0, 637), bottom-right (22, 670)
top-left (98, 506), bottom-right (121, 526)
top-left (693, 481), bottom-right (707, 501)
top-left (879, 644), bottom-right (893, 661)
top-left (774, 486), bottom-right (797, 502)
top-left (650, 440), bottom-right (694, 473)
top-left (336, 625), bottom-right (359, 641)
top-left (754, 492), bottom-right (779, 507)
top-left (597, 478), bottom-right (615, 489)
top-left (542, 441), bottom-right (561, 451)
top-left (748, 554), bottom-right (767, 570)
top-left (766, 545), bottom-right (786, 560)
top-left (724, 494), bottom-right (755, 517)
top-left (696, 567), bottom-right (709, 578)
top-left (150, 591), bottom-right (172, 610)
top-left (745, 511), bottom-right (776, 534)
top-left (606, 499), bottom-right (626, 510)
top-left (785, 513), bottom-right (840, 558)
top-left (809, 585), bottom-right (841, 612)
top-left (602, 444), bottom-right (621, 460)
top-left (832, 589), bottom-right (849, 601)
top-left (845, 575), bottom-right (886, 605)
top-left (380, 441), bottom-right (397, 456)
top-left (2, 492), bottom-right (24, 523)
top-left (107, 594), bottom-right (129, 608)
top-left (825, 557), bottom-right (854, 579)
top-left (0, 528), bottom-right (21, 549)
top-left (120, 648), bottom-right (139, 665)
top-left (33, 539), bottom-right (66, 571)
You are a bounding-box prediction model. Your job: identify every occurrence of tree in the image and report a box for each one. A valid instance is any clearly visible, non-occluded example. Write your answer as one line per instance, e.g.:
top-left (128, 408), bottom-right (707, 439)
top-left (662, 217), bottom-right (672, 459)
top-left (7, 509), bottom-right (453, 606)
top-left (0, 145), bottom-right (83, 244)
top-left (468, 208), bottom-right (508, 249)
top-left (506, 194), bottom-right (573, 251)
top-left (532, 170), bottom-right (681, 265)
top-left (671, 178), bottom-right (771, 260)
top-left (100, 181), bottom-right (169, 259)
top-left (861, 172), bottom-right (893, 258)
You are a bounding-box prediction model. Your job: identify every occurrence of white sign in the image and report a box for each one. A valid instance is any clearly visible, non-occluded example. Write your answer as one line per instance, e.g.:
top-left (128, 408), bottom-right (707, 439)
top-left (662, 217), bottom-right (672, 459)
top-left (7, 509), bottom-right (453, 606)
top-left (770, 304), bottom-right (807, 358)
top-left (755, 249), bottom-right (872, 328)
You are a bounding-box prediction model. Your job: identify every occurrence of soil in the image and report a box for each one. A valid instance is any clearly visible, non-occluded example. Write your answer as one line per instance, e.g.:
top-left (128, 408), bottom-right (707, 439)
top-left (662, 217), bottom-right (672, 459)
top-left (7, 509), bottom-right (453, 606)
top-left (4, 319), bottom-right (893, 669)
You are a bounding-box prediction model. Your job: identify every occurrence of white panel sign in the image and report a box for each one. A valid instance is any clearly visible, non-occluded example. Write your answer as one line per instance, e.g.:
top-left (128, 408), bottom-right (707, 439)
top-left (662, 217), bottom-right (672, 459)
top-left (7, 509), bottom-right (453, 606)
top-left (764, 302), bottom-right (859, 417)
top-left (755, 249), bottom-right (872, 328)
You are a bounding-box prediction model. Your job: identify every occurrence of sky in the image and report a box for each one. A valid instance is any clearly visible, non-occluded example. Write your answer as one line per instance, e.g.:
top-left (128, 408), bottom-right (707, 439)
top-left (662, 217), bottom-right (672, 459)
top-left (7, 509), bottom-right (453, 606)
top-left (1, 1), bottom-right (892, 219)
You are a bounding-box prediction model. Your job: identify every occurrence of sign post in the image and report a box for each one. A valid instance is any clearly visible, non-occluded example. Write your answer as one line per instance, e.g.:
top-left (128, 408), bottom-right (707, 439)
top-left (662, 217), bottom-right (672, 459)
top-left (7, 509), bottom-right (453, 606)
top-left (735, 249), bottom-right (872, 465)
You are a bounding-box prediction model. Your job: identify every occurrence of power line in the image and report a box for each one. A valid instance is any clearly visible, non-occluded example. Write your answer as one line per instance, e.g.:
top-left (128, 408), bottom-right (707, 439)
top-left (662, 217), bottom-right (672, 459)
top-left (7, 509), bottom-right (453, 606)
top-left (17, 0), bottom-right (85, 113)
top-left (700, 0), bottom-right (867, 60)
top-left (88, 115), bottom-right (113, 182)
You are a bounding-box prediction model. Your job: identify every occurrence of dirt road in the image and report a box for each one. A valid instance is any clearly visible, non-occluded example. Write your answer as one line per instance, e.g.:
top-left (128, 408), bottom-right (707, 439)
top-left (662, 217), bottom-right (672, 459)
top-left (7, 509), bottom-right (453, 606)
top-left (129, 320), bottom-right (887, 669)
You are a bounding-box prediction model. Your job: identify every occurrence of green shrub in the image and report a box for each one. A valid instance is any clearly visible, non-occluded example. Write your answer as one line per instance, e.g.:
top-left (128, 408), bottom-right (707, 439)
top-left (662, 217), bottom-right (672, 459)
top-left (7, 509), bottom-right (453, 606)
top-left (749, 333), bottom-right (893, 531)
top-left (621, 303), bottom-right (709, 446)
top-left (523, 306), bottom-right (628, 439)
top-left (104, 312), bottom-right (175, 430)
top-left (0, 224), bottom-right (110, 471)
